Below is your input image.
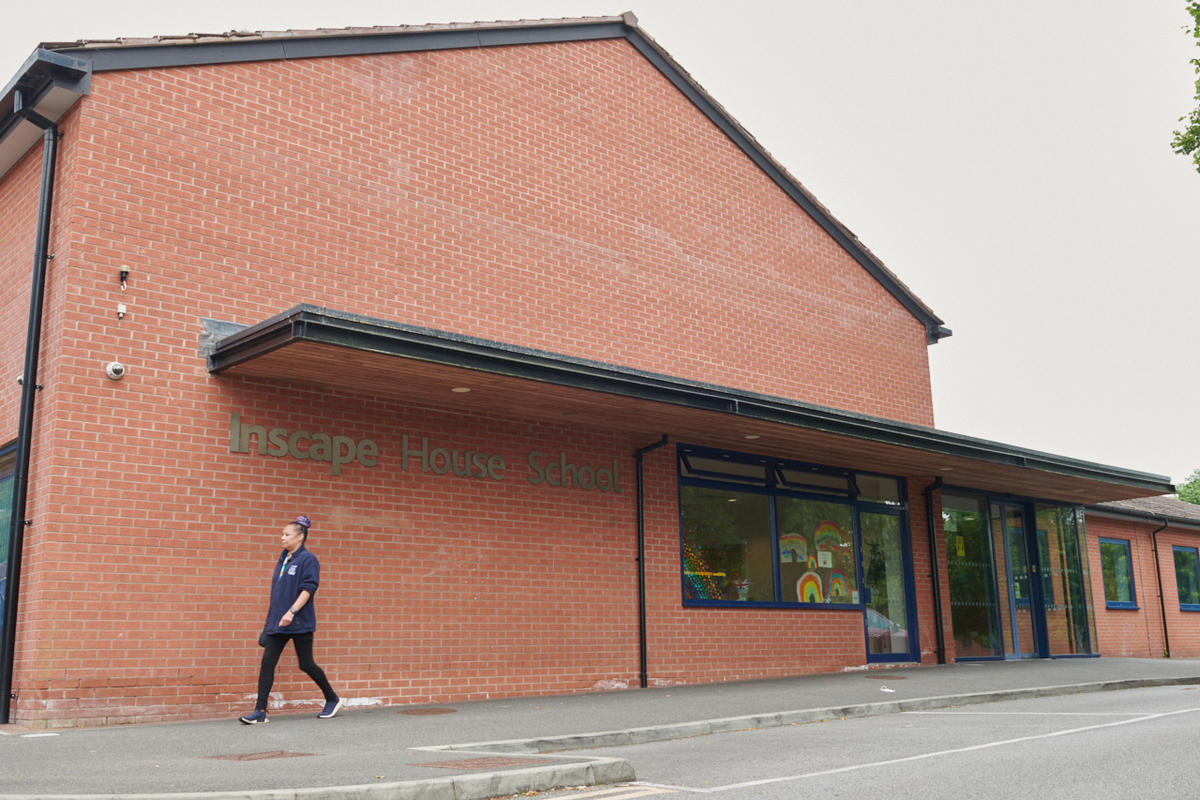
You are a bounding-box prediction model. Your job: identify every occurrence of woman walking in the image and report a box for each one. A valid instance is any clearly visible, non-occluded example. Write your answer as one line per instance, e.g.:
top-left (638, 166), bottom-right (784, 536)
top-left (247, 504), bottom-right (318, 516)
top-left (239, 515), bottom-right (341, 723)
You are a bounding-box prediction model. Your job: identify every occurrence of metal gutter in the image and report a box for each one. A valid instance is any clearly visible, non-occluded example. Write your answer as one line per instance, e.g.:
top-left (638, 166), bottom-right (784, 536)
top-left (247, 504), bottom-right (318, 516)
top-left (634, 435), bottom-right (669, 689)
top-left (1, 116), bottom-right (60, 725)
top-left (207, 305), bottom-right (1172, 495)
top-left (1084, 507), bottom-right (1200, 531)
top-left (1151, 519), bottom-right (1171, 658)
top-left (923, 477), bottom-right (946, 663)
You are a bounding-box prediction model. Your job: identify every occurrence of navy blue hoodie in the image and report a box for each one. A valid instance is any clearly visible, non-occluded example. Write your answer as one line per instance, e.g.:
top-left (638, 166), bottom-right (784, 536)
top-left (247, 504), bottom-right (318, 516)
top-left (262, 544), bottom-right (319, 635)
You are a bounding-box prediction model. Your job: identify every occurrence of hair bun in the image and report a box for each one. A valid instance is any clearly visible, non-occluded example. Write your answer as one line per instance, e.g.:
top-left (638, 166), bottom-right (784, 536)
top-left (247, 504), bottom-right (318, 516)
top-left (294, 515), bottom-right (312, 529)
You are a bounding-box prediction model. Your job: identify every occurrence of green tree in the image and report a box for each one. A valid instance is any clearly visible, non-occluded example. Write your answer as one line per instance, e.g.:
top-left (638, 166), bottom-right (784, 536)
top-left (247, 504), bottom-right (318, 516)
top-left (1172, 2), bottom-right (1200, 172)
top-left (1178, 468), bottom-right (1200, 504)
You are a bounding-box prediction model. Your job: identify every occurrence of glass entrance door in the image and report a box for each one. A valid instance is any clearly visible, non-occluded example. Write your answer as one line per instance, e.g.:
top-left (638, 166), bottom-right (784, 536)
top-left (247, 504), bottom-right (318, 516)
top-left (992, 502), bottom-right (1040, 658)
top-left (945, 493), bottom-right (1094, 660)
top-left (860, 511), bottom-right (914, 661)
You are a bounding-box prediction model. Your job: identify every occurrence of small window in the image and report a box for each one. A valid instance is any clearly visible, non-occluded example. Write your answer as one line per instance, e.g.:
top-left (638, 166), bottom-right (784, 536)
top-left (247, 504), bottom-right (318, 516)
top-left (775, 466), bottom-right (853, 496)
top-left (1099, 538), bottom-right (1136, 609)
top-left (856, 473), bottom-right (902, 505)
top-left (1173, 546), bottom-right (1200, 611)
top-left (679, 451), bottom-right (769, 485)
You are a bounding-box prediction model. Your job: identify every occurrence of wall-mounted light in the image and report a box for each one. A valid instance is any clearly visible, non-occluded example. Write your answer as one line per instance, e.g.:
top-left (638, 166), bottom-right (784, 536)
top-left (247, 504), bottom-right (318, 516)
top-left (450, 387), bottom-right (471, 393)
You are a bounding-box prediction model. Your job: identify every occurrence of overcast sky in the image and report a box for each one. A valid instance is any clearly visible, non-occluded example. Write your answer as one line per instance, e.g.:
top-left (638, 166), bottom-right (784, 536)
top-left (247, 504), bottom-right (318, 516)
top-left (3, 1), bottom-right (1198, 485)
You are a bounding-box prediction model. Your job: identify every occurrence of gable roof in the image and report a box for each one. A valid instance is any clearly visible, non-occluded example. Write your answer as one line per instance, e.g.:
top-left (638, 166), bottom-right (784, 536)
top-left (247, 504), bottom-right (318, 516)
top-left (0, 13), bottom-right (950, 343)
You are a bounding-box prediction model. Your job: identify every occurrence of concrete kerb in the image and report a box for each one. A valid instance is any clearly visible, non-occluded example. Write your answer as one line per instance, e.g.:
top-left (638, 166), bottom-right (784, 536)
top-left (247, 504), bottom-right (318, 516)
top-left (441, 675), bottom-right (1200, 756)
top-left (5, 675), bottom-right (1199, 800)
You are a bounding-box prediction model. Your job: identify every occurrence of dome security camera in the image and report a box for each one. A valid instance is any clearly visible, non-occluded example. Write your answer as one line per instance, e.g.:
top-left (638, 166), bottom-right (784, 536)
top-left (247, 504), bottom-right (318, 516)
top-left (105, 361), bottom-right (127, 380)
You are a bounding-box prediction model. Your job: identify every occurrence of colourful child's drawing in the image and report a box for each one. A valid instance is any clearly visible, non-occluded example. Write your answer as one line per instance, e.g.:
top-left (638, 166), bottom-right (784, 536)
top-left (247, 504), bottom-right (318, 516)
top-left (682, 541), bottom-right (721, 600)
top-left (828, 570), bottom-right (848, 601)
top-left (797, 571), bottom-right (823, 603)
top-left (815, 521), bottom-right (844, 551)
top-left (779, 533), bottom-right (807, 564)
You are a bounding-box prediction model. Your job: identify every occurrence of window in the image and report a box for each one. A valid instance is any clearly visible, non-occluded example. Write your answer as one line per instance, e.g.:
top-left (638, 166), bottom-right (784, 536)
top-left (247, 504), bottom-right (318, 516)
top-left (681, 485), bottom-right (773, 601)
top-left (776, 497), bottom-right (856, 603)
top-left (677, 445), bottom-right (906, 608)
top-left (1098, 538), bottom-right (1136, 609)
top-left (0, 445), bottom-right (14, 640)
top-left (1173, 546), bottom-right (1200, 611)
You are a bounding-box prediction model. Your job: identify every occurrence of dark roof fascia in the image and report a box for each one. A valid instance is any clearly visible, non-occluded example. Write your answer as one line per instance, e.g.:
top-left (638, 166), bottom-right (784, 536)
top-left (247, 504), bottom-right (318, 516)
top-left (39, 17), bottom-right (948, 343)
top-left (0, 49), bottom-right (90, 176)
top-left (209, 305), bottom-right (1168, 494)
top-left (57, 20), bottom-right (629, 72)
top-left (1086, 504), bottom-right (1200, 531)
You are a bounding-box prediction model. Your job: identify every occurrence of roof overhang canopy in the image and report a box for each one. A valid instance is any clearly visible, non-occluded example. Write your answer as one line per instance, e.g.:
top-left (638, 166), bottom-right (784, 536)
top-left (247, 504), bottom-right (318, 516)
top-left (208, 306), bottom-right (1173, 505)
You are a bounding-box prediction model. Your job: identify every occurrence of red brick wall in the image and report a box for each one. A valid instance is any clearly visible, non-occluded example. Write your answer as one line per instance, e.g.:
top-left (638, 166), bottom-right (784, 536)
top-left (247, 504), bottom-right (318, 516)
top-left (62, 39), bottom-right (935, 425)
top-left (4, 37), bottom-right (943, 726)
top-left (1085, 515), bottom-right (1200, 658)
top-left (0, 143), bottom-right (45, 438)
top-left (14, 387), bottom-right (650, 726)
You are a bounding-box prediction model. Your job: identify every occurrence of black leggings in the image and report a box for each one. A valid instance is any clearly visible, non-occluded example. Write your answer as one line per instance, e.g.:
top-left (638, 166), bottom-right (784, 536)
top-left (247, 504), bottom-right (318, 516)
top-left (255, 632), bottom-right (337, 711)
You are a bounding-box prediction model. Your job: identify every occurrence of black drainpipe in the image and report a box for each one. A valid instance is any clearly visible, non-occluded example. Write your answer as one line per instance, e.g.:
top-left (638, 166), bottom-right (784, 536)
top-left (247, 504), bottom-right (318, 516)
top-left (923, 477), bottom-right (946, 664)
top-left (634, 435), bottom-right (669, 689)
top-left (1150, 517), bottom-right (1170, 658)
top-left (1, 97), bottom-right (60, 725)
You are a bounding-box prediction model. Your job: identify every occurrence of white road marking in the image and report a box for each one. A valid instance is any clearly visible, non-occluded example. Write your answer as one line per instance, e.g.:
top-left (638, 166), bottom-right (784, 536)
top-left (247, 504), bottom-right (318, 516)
top-left (547, 787), bottom-right (675, 798)
top-left (905, 710), bottom-right (1145, 717)
top-left (638, 706), bottom-right (1200, 794)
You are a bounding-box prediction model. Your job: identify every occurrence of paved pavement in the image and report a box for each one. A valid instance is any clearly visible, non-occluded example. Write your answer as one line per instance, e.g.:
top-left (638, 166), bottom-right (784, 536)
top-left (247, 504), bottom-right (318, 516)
top-left (2, 657), bottom-right (1199, 800)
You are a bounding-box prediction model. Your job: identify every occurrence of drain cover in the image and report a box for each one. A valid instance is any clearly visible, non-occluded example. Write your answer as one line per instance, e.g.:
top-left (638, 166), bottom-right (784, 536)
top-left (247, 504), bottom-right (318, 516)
top-left (412, 756), bottom-right (548, 770)
top-left (208, 751), bottom-right (315, 761)
top-left (397, 706), bottom-right (457, 715)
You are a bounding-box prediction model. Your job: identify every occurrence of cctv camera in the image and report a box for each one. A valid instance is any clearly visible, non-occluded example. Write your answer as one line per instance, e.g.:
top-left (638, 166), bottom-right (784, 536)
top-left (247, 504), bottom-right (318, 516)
top-left (105, 361), bottom-right (126, 380)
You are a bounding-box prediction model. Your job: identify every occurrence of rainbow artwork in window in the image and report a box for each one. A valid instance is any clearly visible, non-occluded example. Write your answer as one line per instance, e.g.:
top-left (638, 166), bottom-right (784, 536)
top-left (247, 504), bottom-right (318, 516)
top-left (797, 571), bottom-right (823, 602)
top-left (682, 540), bottom-right (722, 600)
top-left (779, 532), bottom-right (807, 564)
top-left (828, 570), bottom-right (848, 601)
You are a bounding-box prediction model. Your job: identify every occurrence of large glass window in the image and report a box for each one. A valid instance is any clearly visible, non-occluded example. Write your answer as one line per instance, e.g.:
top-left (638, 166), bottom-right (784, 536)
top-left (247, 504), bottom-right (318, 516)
top-left (680, 486), bottom-right (773, 602)
top-left (1099, 538), bottom-right (1136, 608)
top-left (861, 512), bottom-right (911, 655)
top-left (678, 445), bottom-right (908, 613)
top-left (1173, 546), bottom-right (1200, 610)
top-left (776, 498), bottom-right (855, 603)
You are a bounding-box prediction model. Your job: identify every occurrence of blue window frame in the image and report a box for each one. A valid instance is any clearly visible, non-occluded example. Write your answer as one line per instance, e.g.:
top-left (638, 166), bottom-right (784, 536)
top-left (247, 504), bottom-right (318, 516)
top-left (677, 444), bottom-right (907, 610)
top-left (1098, 538), bottom-right (1136, 609)
top-left (1172, 546), bottom-right (1200, 611)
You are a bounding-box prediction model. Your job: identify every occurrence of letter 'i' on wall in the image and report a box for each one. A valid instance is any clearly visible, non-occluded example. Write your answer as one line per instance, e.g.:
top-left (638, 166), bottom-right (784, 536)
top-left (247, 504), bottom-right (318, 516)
top-left (230, 413), bottom-right (378, 476)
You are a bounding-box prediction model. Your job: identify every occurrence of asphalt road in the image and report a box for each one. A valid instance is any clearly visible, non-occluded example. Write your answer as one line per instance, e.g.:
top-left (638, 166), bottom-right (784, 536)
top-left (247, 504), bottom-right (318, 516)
top-left (524, 685), bottom-right (1200, 800)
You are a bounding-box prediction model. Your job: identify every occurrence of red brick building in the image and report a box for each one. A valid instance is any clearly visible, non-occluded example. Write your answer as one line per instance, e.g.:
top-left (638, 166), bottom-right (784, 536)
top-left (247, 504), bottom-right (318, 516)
top-left (0, 15), bottom-right (1177, 727)
top-left (1085, 497), bottom-right (1200, 659)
